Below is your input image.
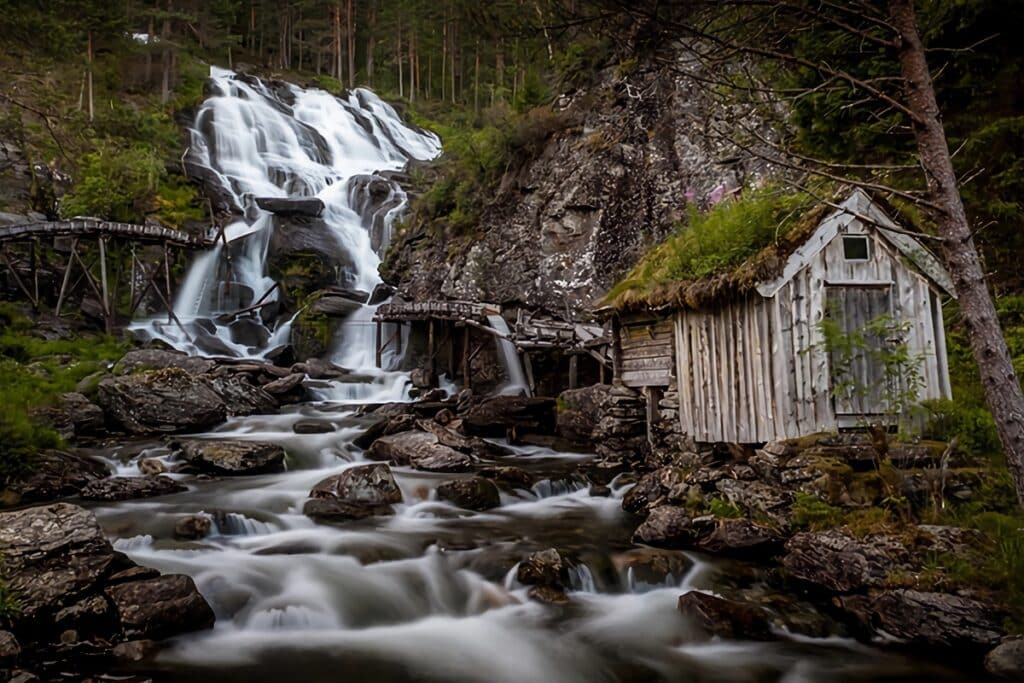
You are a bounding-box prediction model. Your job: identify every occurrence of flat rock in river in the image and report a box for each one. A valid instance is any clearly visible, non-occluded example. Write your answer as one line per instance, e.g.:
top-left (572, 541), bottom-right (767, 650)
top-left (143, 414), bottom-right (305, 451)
top-left (305, 463), bottom-right (403, 522)
top-left (1, 450), bottom-right (108, 507)
top-left (678, 591), bottom-right (775, 641)
top-left (436, 477), bottom-right (501, 511)
top-left (783, 530), bottom-right (911, 593)
top-left (80, 475), bottom-right (187, 501)
top-left (178, 440), bottom-right (287, 475)
top-left (366, 431), bottom-right (473, 472)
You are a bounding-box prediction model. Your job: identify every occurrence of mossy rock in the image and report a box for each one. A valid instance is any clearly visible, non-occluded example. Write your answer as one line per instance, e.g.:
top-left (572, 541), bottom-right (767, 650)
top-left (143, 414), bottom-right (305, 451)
top-left (291, 305), bottom-right (335, 361)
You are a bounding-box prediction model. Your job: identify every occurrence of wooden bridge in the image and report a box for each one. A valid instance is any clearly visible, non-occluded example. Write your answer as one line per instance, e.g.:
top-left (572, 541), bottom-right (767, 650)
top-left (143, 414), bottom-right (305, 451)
top-left (0, 218), bottom-right (213, 334)
top-left (0, 219), bottom-right (212, 248)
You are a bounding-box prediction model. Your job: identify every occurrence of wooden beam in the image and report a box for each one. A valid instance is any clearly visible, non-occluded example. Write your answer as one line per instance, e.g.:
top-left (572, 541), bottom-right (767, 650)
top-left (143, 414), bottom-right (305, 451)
top-left (427, 318), bottom-right (435, 375)
top-left (446, 321), bottom-right (456, 378)
top-left (523, 351), bottom-right (536, 395)
top-left (611, 315), bottom-right (623, 383)
top-left (569, 353), bottom-right (578, 390)
top-left (1, 249), bottom-right (37, 307)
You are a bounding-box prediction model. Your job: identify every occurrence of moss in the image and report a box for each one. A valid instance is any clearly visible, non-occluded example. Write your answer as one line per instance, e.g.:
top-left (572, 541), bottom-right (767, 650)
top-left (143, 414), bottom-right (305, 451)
top-left (0, 580), bottom-right (19, 621)
top-left (707, 495), bottom-right (744, 518)
top-left (790, 492), bottom-right (844, 530)
top-left (603, 187), bottom-right (824, 311)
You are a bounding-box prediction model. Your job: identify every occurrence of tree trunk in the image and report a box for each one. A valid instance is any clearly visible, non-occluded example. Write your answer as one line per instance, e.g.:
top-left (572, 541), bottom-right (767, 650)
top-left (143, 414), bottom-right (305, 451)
top-left (346, 0), bottom-right (355, 88)
top-left (86, 30), bottom-right (94, 121)
top-left (397, 16), bottom-right (403, 98)
top-left (891, 0), bottom-right (1024, 505)
top-left (366, 0), bottom-right (375, 85)
top-left (474, 39), bottom-right (480, 114)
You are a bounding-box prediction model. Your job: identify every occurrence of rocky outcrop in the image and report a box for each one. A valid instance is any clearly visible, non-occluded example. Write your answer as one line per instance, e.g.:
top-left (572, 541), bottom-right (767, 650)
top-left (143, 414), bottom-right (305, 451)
top-left (97, 368), bottom-right (226, 434)
top-left (783, 530), bottom-right (910, 593)
top-left (517, 549), bottom-right (569, 604)
top-left (632, 506), bottom-right (696, 549)
top-left (436, 477), bottom-right (501, 511)
top-left (39, 392), bottom-right (105, 439)
top-left (0, 503), bottom-right (213, 677)
top-left (79, 475), bottom-right (187, 501)
top-left (176, 440), bottom-right (287, 476)
top-left (304, 464), bottom-right (403, 521)
top-left (460, 396), bottom-right (557, 438)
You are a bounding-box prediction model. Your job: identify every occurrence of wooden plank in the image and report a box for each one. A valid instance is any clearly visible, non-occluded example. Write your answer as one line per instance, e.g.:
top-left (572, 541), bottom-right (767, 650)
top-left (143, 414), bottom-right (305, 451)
top-left (622, 369), bottom-right (672, 386)
top-left (675, 314), bottom-right (691, 437)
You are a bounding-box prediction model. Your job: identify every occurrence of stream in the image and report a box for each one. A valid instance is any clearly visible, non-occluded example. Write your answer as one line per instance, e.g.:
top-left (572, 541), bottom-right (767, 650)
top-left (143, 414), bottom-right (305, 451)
top-left (88, 68), bottom-right (970, 682)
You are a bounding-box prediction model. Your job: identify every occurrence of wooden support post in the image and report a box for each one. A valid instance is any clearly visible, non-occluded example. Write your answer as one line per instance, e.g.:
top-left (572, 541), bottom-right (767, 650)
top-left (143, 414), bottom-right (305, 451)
top-left (611, 315), bottom-right (623, 384)
top-left (98, 236), bottom-right (111, 333)
top-left (395, 322), bottom-right (403, 355)
top-left (569, 353), bottom-right (578, 390)
top-left (55, 239), bottom-right (78, 317)
top-left (128, 245), bottom-right (136, 312)
top-left (2, 249), bottom-right (37, 307)
top-left (599, 357), bottom-right (606, 385)
top-left (375, 319), bottom-right (383, 368)
top-left (446, 322), bottom-right (456, 379)
top-left (462, 326), bottom-right (471, 391)
top-left (427, 318), bottom-right (435, 376)
top-left (523, 351), bottom-right (536, 396)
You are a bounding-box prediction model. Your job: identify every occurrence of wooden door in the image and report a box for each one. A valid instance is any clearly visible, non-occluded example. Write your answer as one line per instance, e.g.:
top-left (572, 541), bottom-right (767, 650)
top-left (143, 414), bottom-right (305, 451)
top-left (825, 285), bottom-right (893, 416)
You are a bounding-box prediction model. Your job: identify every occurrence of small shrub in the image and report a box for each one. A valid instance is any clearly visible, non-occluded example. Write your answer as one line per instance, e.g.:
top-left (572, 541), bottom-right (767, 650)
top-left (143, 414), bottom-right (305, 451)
top-left (0, 581), bottom-right (20, 621)
top-left (921, 398), bottom-right (1000, 457)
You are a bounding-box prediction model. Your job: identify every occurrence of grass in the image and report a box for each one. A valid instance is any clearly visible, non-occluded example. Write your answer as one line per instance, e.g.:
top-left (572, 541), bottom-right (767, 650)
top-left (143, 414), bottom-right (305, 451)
top-left (603, 186), bottom-right (818, 310)
top-left (707, 495), bottom-right (744, 518)
top-left (0, 303), bottom-right (128, 483)
top-left (790, 492), bottom-right (844, 530)
top-left (0, 580), bottom-right (19, 622)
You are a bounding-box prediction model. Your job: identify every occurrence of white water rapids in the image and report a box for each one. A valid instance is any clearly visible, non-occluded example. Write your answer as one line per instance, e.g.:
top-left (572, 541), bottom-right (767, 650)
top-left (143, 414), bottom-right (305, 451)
top-left (93, 69), bottom-right (969, 683)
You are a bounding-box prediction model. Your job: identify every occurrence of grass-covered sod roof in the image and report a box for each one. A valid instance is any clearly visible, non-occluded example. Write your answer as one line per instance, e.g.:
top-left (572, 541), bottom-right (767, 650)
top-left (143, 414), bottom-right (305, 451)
top-left (603, 187), bottom-right (830, 312)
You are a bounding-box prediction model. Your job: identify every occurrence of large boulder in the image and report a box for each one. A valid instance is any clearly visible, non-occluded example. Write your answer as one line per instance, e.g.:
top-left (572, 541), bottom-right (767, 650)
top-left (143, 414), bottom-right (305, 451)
top-left (40, 392), bottom-right (105, 439)
top-left (622, 467), bottom-right (694, 515)
top-left (436, 477), bottom-right (501, 511)
top-left (694, 518), bottom-right (783, 559)
top-left (177, 440), bottom-right (287, 476)
top-left (255, 197), bottom-right (324, 216)
top-left (304, 464), bottom-right (402, 522)
top-left (0, 504), bottom-right (116, 624)
top-left (366, 431), bottom-right (473, 472)
top-left (106, 575), bottom-right (214, 641)
top-left (96, 368), bottom-right (226, 434)
top-left (79, 475), bottom-right (187, 501)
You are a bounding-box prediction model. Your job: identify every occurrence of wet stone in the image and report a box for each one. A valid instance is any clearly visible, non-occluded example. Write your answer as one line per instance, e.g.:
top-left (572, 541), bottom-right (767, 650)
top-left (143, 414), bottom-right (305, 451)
top-left (678, 591), bottom-right (775, 641)
top-left (517, 548), bottom-right (566, 587)
top-left (80, 475), bottom-right (187, 502)
top-left (632, 506), bottom-right (696, 549)
top-left (174, 514), bottom-right (213, 540)
top-left (436, 477), bottom-right (501, 511)
top-left (306, 463), bottom-right (403, 523)
top-left (178, 440), bottom-right (287, 476)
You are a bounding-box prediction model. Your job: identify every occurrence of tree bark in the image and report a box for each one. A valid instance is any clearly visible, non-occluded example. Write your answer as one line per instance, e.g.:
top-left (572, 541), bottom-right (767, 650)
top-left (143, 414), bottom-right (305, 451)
top-left (346, 0), bottom-right (355, 88)
top-left (891, 0), bottom-right (1024, 505)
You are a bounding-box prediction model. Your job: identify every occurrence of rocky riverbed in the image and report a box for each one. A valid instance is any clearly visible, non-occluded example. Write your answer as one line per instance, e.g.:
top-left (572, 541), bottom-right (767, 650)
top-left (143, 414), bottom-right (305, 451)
top-left (2, 350), bottom-right (1021, 682)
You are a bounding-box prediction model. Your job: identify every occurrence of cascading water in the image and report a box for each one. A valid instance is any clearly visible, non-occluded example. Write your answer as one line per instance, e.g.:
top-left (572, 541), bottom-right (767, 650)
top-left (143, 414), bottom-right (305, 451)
top-left (132, 67), bottom-right (440, 391)
top-left (91, 69), bottom-right (974, 683)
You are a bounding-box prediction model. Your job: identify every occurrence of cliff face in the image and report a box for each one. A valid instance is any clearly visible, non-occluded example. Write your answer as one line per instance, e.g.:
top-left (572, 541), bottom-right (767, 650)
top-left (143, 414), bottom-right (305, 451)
top-left (383, 55), bottom-right (773, 315)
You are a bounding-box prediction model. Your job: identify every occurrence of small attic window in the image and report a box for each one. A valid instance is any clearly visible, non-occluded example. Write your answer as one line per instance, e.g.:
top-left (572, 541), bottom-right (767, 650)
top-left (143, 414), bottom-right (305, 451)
top-left (843, 235), bottom-right (870, 261)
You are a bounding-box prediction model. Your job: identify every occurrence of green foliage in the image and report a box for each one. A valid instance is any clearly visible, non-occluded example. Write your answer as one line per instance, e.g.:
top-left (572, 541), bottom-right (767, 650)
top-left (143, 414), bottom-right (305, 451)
top-left (816, 312), bottom-right (925, 426)
top-left (155, 176), bottom-right (205, 228)
top-left (790, 492), bottom-right (844, 530)
top-left (554, 36), bottom-right (615, 90)
top-left (60, 142), bottom-right (164, 222)
top-left (604, 187), bottom-right (814, 307)
top-left (921, 398), bottom-right (1000, 457)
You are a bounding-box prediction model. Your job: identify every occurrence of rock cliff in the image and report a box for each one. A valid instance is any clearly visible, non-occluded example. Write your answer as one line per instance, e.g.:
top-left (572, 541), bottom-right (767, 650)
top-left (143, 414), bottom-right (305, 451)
top-left (383, 53), bottom-right (774, 313)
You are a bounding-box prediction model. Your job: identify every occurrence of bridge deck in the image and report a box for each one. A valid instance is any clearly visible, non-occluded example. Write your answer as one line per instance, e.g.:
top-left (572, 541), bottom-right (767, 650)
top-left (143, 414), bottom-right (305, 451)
top-left (0, 219), bottom-right (211, 248)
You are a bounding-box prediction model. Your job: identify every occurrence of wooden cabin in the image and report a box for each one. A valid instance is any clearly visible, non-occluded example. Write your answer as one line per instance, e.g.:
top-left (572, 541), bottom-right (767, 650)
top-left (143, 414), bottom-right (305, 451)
top-left (609, 189), bottom-right (956, 444)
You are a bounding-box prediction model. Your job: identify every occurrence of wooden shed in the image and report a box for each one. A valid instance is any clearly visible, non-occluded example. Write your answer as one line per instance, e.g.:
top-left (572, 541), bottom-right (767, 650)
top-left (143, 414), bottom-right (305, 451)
top-left (611, 189), bottom-right (956, 444)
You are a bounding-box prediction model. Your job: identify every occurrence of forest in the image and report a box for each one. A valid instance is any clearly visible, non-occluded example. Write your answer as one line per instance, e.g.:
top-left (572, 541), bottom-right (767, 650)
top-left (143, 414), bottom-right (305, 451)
top-left (1, 1), bottom-right (1024, 682)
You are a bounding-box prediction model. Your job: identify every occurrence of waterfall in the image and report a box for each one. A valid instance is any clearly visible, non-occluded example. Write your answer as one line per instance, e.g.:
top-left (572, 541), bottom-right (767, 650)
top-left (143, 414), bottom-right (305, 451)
top-left (486, 314), bottom-right (531, 397)
top-left (131, 67), bottom-right (440, 371)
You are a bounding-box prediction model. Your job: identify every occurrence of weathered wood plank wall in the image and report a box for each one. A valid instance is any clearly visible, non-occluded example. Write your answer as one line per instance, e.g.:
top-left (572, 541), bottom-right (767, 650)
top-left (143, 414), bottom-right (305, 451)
top-left (619, 315), bottom-right (674, 388)
top-left (674, 218), bottom-right (952, 443)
